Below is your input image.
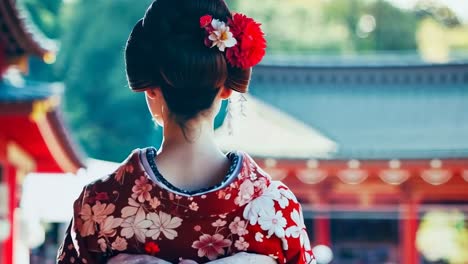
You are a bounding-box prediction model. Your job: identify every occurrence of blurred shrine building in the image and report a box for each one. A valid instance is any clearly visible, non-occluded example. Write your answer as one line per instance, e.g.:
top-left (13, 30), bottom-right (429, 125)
top-left (0, 0), bottom-right (84, 263)
top-left (217, 59), bottom-right (468, 263)
top-left (1, 0), bottom-right (468, 263)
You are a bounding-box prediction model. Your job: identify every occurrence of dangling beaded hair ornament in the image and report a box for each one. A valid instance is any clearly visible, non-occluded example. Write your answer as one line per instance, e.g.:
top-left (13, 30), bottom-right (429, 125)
top-left (200, 13), bottom-right (267, 134)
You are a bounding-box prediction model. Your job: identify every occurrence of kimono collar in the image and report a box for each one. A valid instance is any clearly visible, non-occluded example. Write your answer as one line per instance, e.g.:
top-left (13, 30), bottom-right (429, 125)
top-left (127, 149), bottom-right (272, 219)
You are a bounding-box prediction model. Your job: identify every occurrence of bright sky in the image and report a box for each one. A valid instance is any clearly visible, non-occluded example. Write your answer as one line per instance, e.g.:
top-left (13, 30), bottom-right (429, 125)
top-left (388, 0), bottom-right (468, 22)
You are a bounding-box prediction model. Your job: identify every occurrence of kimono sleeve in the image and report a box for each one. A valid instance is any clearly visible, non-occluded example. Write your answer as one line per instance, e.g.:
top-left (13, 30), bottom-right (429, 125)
top-left (57, 187), bottom-right (101, 264)
top-left (242, 183), bottom-right (316, 264)
top-left (281, 201), bottom-right (316, 264)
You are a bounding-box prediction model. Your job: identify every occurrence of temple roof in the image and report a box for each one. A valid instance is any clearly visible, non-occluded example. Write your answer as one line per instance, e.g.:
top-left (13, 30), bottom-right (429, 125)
top-left (0, 0), bottom-right (55, 59)
top-left (0, 76), bottom-right (85, 173)
top-left (250, 63), bottom-right (468, 160)
top-left (215, 95), bottom-right (337, 159)
top-left (0, 77), bottom-right (62, 102)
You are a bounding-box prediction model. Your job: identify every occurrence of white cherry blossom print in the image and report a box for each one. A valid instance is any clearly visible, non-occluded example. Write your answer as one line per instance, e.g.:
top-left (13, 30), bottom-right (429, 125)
top-left (261, 181), bottom-right (289, 209)
top-left (235, 180), bottom-right (255, 206)
top-left (281, 237), bottom-right (289, 251)
top-left (285, 209), bottom-right (311, 251)
top-left (111, 236), bottom-right (128, 251)
top-left (120, 215), bottom-right (152, 243)
top-left (258, 210), bottom-right (287, 238)
top-left (146, 211), bottom-right (183, 240)
top-left (276, 183), bottom-right (298, 209)
top-left (253, 177), bottom-right (268, 192)
top-left (255, 232), bottom-right (264, 242)
top-left (217, 190), bottom-right (227, 200)
top-left (131, 176), bottom-right (153, 203)
top-left (228, 217), bottom-right (249, 236)
top-left (192, 234), bottom-right (232, 260)
top-left (79, 202), bottom-right (116, 237)
top-left (243, 181), bottom-right (299, 226)
top-left (243, 193), bottom-right (275, 225)
top-left (115, 163), bottom-right (134, 184)
top-left (189, 202), bottom-right (199, 211)
top-left (149, 197), bottom-right (161, 209)
top-left (97, 238), bottom-right (107, 252)
top-left (234, 237), bottom-right (249, 251)
top-left (249, 171), bottom-right (258, 181)
top-left (99, 216), bottom-right (123, 238)
top-left (212, 219), bottom-right (227, 227)
top-left (121, 198), bottom-right (144, 218)
top-left (219, 213), bottom-right (228, 219)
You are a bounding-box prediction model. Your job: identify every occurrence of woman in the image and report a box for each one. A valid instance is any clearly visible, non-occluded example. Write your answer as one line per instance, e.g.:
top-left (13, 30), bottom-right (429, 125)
top-left (57, 0), bottom-right (315, 263)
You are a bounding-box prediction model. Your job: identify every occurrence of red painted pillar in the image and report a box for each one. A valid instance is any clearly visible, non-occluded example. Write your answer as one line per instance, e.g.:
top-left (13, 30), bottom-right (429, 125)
top-left (314, 214), bottom-right (331, 246)
top-left (2, 164), bottom-right (17, 264)
top-left (400, 202), bottom-right (419, 264)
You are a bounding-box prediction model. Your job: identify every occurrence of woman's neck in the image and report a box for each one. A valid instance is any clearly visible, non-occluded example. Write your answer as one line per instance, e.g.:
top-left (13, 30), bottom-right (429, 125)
top-left (160, 117), bottom-right (219, 153)
top-left (154, 117), bottom-right (230, 191)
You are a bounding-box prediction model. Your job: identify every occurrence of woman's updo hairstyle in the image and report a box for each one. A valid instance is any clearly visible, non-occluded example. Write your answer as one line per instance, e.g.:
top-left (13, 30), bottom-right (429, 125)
top-left (125, 0), bottom-right (251, 122)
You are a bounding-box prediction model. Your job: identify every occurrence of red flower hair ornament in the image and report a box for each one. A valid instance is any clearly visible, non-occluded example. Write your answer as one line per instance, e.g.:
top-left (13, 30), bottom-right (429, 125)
top-left (200, 13), bottom-right (267, 69)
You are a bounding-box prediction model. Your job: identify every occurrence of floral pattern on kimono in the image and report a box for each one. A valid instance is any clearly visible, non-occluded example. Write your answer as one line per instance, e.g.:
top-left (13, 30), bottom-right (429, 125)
top-left (57, 149), bottom-right (316, 264)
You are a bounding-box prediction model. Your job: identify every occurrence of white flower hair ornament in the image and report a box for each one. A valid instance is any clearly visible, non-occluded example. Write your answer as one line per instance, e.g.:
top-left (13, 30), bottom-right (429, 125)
top-left (208, 19), bottom-right (237, 52)
top-left (200, 13), bottom-right (267, 69)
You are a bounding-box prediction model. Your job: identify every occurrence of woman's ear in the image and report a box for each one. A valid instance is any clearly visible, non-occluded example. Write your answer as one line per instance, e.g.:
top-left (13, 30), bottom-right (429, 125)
top-left (218, 87), bottom-right (233, 99)
top-left (145, 87), bottom-right (161, 100)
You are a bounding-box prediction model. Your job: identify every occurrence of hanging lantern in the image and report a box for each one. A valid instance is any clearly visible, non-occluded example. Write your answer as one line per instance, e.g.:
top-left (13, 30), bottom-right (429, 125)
top-left (263, 159), bottom-right (287, 180)
top-left (337, 160), bottom-right (368, 185)
top-left (338, 169), bottom-right (368, 184)
top-left (421, 170), bottom-right (452, 185)
top-left (297, 159), bottom-right (327, 184)
top-left (462, 170), bottom-right (468, 183)
top-left (421, 159), bottom-right (452, 186)
top-left (379, 169), bottom-right (410, 185)
top-left (264, 168), bottom-right (288, 181)
top-left (297, 169), bottom-right (328, 184)
top-left (379, 160), bottom-right (410, 185)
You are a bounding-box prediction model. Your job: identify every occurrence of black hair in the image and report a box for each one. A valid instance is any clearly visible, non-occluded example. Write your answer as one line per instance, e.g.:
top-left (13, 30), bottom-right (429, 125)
top-left (125, 0), bottom-right (251, 123)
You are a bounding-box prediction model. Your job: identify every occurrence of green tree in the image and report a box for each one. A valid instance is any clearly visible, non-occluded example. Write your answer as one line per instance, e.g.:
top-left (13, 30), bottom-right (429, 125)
top-left (368, 0), bottom-right (418, 51)
top-left (57, 0), bottom-right (157, 161)
top-left (23, 0), bottom-right (62, 38)
top-left (323, 0), bottom-right (418, 52)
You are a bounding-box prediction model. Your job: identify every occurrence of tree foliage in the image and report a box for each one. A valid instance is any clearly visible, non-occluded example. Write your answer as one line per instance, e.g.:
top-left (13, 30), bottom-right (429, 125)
top-left (56, 0), bottom-right (157, 161)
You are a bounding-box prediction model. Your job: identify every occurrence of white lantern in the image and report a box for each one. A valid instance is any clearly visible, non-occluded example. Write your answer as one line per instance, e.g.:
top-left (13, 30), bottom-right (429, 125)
top-left (421, 169), bottom-right (452, 186)
top-left (312, 245), bottom-right (334, 264)
top-left (462, 170), bottom-right (468, 182)
top-left (297, 169), bottom-right (327, 184)
top-left (265, 168), bottom-right (288, 180)
top-left (379, 169), bottom-right (410, 185)
top-left (338, 169), bottom-right (368, 185)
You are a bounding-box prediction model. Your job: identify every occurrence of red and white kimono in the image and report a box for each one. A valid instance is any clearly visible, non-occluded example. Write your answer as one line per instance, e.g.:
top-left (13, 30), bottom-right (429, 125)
top-left (57, 149), bottom-right (316, 264)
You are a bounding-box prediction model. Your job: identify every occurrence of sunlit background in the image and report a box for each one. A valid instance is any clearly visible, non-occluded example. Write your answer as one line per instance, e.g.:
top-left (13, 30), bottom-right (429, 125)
top-left (0, 0), bottom-right (467, 263)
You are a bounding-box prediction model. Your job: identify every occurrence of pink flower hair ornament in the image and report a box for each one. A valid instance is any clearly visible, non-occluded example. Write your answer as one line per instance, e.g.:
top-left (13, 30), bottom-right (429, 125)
top-left (200, 13), bottom-right (267, 69)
